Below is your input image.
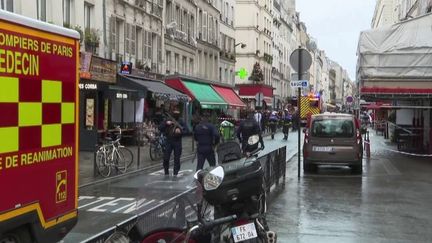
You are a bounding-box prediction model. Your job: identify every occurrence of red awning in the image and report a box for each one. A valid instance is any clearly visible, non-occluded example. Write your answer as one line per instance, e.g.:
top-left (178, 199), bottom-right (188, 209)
top-left (361, 87), bottom-right (432, 94)
top-left (212, 85), bottom-right (246, 108)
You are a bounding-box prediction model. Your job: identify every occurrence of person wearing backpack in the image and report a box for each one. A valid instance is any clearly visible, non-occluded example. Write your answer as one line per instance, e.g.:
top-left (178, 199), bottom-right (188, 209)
top-left (159, 110), bottom-right (188, 176)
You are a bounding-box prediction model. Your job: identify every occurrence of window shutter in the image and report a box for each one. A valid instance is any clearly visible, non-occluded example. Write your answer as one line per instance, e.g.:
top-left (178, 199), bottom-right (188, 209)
top-left (203, 11), bottom-right (207, 41)
top-left (109, 16), bottom-right (115, 52)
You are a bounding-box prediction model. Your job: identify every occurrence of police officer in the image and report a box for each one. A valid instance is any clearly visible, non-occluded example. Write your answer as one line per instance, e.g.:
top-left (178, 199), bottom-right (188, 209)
top-left (193, 112), bottom-right (220, 171)
top-left (237, 111), bottom-right (265, 154)
top-left (159, 110), bottom-right (187, 176)
top-left (268, 111), bottom-right (279, 139)
top-left (281, 109), bottom-right (292, 140)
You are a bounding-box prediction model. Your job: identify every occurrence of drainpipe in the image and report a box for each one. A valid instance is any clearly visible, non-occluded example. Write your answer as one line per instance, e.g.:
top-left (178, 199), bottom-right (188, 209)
top-left (103, 0), bottom-right (107, 59)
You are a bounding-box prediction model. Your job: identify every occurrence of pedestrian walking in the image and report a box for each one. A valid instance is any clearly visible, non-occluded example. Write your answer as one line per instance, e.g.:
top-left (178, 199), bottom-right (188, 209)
top-left (281, 109), bottom-right (292, 140)
top-left (193, 113), bottom-right (220, 171)
top-left (237, 111), bottom-right (265, 154)
top-left (159, 110), bottom-right (187, 176)
top-left (269, 111), bottom-right (279, 139)
top-left (254, 109), bottom-right (263, 131)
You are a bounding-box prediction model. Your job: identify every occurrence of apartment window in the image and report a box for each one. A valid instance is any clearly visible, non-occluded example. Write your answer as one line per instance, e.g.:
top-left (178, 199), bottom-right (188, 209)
top-left (109, 16), bottom-right (123, 55)
top-left (37, 0), bottom-right (46, 21)
top-left (174, 54), bottom-right (179, 73)
top-left (157, 35), bottom-right (162, 63)
top-left (63, 0), bottom-right (72, 26)
top-left (136, 27), bottom-right (143, 60)
top-left (230, 70), bottom-right (234, 84)
top-left (189, 58), bottom-right (194, 75)
top-left (84, 3), bottom-right (93, 29)
top-left (143, 30), bottom-right (152, 60)
top-left (0, 0), bottom-right (13, 12)
top-left (182, 56), bottom-right (187, 74)
top-left (208, 16), bottom-right (213, 43)
top-left (189, 15), bottom-right (194, 39)
top-left (166, 1), bottom-right (172, 23)
top-left (166, 51), bottom-right (171, 73)
top-left (225, 2), bottom-right (228, 22)
top-left (231, 6), bottom-right (234, 25)
top-left (198, 9), bottom-right (202, 39)
top-left (125, 24), bottom-right (136, 56)
top-left (203, 12), bottom-right (208, 41)
top-left (215, 20), bottom-right (218, 45)
top-left (176, 5), bottom-right (181, 27)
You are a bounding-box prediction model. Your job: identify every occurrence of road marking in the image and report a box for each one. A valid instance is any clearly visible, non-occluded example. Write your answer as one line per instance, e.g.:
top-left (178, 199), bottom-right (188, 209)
top-left (78, 196), bottom-right (115, 209)
top-left (150, 169), bottom-right (193, 176)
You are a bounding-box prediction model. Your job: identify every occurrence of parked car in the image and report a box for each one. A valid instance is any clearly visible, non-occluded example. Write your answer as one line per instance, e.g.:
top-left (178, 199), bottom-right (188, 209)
top-left (303, 113), bottom-right (363, 173)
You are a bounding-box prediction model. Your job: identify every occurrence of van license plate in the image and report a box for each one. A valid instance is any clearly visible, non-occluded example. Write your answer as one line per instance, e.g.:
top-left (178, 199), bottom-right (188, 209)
top-left (231, 222), bottom-right (258, 242)
top-left (312, 146), bottom-right (333, 152)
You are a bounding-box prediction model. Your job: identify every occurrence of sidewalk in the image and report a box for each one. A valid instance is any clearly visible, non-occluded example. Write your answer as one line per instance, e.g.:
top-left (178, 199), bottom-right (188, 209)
top-left (78, 129), bottom-right (298, 186)
top-left (78, 136), bottom-right (196, 186)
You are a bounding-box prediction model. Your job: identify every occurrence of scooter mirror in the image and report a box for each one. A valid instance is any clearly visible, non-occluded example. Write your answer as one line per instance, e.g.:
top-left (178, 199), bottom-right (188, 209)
top-left (194, 170), bottom-right (203, 180)
top-left (248, 134), bottom-right (260, 145)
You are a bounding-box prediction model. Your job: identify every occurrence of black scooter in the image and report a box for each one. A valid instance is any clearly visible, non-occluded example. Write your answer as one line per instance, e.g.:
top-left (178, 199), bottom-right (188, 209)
top-left (196, 135), bottom-right (277, 243)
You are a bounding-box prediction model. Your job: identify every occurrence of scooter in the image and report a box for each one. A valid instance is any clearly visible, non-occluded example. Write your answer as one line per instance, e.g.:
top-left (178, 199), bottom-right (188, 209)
top-left (196, 135), bottom-right (277, 243)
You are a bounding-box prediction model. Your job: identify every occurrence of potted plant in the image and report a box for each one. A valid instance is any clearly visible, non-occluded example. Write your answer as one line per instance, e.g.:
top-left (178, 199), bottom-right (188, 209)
top-left (84, 28), bottom-right (100, 53)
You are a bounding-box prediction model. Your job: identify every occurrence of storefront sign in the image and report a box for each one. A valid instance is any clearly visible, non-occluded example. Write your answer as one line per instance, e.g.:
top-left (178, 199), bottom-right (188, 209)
top-left (116, 93), bottom-right (128, 99)
top-left (120, 62), bottom-right (132, 74)
top-left (80, 52), bottom-right (92, 79)
top-left (79, 83), bottom-right (98, 90)
top-left (90, 56), bottom-right (117, 83)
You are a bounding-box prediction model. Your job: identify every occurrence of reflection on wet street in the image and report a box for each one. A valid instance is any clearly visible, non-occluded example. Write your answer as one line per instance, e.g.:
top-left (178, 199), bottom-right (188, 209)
top-left (267, 137), bottom-right (432, 243)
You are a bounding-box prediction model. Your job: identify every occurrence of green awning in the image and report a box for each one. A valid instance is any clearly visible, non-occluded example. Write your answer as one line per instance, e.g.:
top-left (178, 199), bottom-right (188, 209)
top-left (182, 80), bottom-right (227, 109)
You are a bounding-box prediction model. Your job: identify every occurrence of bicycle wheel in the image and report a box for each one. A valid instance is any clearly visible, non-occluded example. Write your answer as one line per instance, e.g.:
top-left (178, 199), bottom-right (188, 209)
top-left (96, 148), bottom-right (111, 177)
top-left (149, 142), bottom-right (163, 161)
top-left (115, 147), bottom-right (133, 173)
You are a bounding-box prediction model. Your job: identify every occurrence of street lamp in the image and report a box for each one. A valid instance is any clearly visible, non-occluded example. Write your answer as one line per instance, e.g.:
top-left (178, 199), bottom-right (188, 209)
top-left (235, 42), bottom-right (247, 48)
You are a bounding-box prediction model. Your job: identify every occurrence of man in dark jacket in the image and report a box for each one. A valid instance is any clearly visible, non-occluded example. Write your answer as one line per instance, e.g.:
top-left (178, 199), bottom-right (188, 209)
top-left (193, 113), bottom-right (220, 171)
top-left (237, 112), bottom-right (265, 154)
top-left (159, 110), bottom-right (187, 176)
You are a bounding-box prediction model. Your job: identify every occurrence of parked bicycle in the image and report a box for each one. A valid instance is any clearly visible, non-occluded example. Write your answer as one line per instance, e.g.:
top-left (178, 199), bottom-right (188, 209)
top-left (149, 131), bottom-right (167, 161)
top-left (96, 126), bottom-right (134, 177)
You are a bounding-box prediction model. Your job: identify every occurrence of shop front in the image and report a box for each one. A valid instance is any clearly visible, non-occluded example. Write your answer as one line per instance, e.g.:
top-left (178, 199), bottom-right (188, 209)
top-left (79, 53), bottom-right (145, 151)
top-left (236, 83), bottom-right (274, 110)
top-left (117, 74), bottom-right (189, 126)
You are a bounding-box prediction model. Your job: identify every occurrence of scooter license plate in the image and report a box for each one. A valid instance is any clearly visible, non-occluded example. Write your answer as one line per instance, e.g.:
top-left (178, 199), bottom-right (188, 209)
top-left (231, 222), bottom-right (258, 242)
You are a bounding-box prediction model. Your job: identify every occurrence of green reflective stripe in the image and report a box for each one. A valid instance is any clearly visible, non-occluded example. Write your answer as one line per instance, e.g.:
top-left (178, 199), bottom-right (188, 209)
top-left (42, 80), bottom-right (62, 103)
top-left (62, 103), bottom-right (75, 124)
top-left (19, 102), bottom-right (42, 126)
top-left (42, 124), bottom-right (61, 148)
top-left (0, 127), bottom-right (18, 153)
top-left (0, 76), bottom-right (19, 102)
top-left (182, 80), bottom-right (227, 108)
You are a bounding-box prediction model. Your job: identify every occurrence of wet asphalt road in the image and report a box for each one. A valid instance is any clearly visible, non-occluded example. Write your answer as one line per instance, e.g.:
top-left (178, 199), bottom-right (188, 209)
top-left (267, 134), bottom-right (432, 243)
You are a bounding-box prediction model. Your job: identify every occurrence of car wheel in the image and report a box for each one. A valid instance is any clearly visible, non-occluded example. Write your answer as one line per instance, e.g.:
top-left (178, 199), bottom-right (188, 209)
top-left (351, 162), bottom-right (362, 174)
top-left (303, 159), bottom-right (316, 172)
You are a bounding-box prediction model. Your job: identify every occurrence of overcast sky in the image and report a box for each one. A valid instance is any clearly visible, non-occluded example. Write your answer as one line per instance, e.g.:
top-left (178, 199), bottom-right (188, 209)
top-left (296, 0), bottom-right (376, 80)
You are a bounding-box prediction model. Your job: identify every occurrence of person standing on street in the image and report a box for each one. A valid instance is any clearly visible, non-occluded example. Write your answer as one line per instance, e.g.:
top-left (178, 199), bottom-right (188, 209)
top-left (159, 110), bottom-right (187, 176)
top-left (281, 109), bottom-right (292, 140)
top-left (237, 112), bottom-right (265, 154)
top-left (254, 109), bottom-right (263, 131)
top-left (194, 113), bottom-right (220, 171)
top-left (268, 111), bottom-right (279, 139)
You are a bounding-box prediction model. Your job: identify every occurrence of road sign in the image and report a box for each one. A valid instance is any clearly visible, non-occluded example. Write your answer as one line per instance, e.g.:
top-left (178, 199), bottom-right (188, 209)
top-left (291, 72), bottom-right (310, 81)
top-left (290, 80), bottom-right (309, 88)
top-left (290, 48), bottom-right (312, 73)
top-left (255, 92), bottom-right (264, 107)
top-left (346, 96), bottom-right (353, 103)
